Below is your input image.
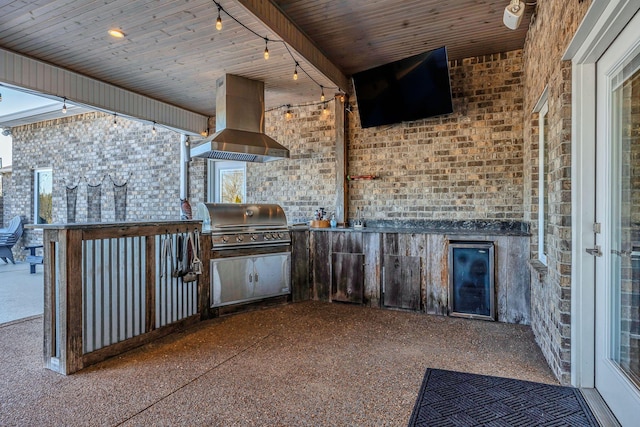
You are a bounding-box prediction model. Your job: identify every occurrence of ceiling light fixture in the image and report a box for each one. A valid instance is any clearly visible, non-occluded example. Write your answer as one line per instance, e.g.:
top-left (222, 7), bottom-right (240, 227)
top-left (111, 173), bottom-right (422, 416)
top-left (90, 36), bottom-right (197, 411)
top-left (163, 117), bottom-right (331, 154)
top-left (293, 63), bottom-right (299, 80)
top-left (263, 37), bottom-right (269, 60)
top-left (215, 5), bottom-right (223, 31)
top-left (320, 86), bottom-right (325, 102)
top-left (503, 0), bottom-right (525, 30)
top-left (152, 121), bottom-right (157, 135)
top-left (62, 97), bottom-right (67, 114)
top-left (108, 29), bottom-right (126, 39)
top-left (113, 113), bottom-right (118, 128)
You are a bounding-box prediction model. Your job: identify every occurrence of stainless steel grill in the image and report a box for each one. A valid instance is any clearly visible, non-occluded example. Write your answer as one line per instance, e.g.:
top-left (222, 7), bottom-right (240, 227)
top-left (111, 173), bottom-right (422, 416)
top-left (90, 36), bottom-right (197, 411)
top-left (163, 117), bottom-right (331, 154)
top-left (196, 202), bottom-right (290, 249)
top-left (196, 203), bottom-right (291, 307)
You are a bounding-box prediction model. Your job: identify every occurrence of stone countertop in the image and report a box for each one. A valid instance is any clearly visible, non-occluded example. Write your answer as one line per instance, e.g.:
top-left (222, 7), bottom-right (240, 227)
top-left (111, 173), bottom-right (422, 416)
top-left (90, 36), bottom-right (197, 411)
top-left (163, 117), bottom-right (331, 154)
top-left (290, 219), bottom-right (530, 236)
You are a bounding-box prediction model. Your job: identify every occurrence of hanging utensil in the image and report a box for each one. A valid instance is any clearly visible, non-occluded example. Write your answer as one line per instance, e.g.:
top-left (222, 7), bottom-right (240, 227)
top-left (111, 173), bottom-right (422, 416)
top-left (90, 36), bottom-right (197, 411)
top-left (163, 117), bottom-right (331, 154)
top-left (190, 230), bottom-right (203, 275)
top-left (173, 234), bottom-right (183, 277)
top-left (160, 233), bottom-right (172, 278)
top-left (182, 232), bottom-right (198, 283)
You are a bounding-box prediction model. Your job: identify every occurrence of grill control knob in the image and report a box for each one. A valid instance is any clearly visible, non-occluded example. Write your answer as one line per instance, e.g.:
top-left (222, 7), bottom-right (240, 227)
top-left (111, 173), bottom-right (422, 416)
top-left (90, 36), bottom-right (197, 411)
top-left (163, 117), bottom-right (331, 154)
top-left (221, 236), bottom-right (229, 243)
top-left (278, 233), bottom-right (284, 239)
top-left (251, 234), bottom-right (258, 241)
top-left (236, 235), bottom-right (244, 243)
top-left (264, 234), bottom-right (270, 240)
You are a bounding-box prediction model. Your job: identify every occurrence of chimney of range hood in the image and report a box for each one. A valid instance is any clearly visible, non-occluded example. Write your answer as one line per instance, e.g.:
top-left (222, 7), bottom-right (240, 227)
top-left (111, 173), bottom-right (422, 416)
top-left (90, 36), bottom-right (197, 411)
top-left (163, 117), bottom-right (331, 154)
top-left (190, 74), bottom-right (290, 163)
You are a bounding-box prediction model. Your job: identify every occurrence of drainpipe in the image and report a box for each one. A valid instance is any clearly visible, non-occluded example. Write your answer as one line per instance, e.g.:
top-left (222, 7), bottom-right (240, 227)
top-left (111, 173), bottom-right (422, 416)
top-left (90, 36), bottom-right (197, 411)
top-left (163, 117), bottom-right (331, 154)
top-left (179, 134), bottom-right (189, 200)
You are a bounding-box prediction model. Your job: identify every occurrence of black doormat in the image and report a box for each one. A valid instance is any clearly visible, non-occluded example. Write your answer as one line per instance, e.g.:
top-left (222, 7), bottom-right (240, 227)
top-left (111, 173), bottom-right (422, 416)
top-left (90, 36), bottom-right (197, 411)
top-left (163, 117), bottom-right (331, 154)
top-left (408, 368), bottom-right (599, 427)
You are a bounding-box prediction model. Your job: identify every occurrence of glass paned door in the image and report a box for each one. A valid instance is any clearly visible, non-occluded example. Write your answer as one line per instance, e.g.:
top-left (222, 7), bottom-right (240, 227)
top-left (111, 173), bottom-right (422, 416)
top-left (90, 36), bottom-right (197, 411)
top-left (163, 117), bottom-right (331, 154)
top-left (595, 14), bottom-right (640, 425)
top-left (607, 56), bottom-right (640, 386)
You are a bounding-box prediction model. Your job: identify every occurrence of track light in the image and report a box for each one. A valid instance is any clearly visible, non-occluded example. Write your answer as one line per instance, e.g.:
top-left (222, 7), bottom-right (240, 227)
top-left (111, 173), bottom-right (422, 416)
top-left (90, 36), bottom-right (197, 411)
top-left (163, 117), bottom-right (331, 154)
top-left (216, 6), bottom-right (222, 30)
top-left (152, 121), bottom-right (157, 135)
top-left (263, 38), bottom-right (269, 60)
top-left (293, 63), bottom-right (299, 80)
top-left (113, 114), bottom-right (118, 128)
top-left (62, 97), bottom-right (67, 114)
top-left (320, 86), bottom-right (325, 102)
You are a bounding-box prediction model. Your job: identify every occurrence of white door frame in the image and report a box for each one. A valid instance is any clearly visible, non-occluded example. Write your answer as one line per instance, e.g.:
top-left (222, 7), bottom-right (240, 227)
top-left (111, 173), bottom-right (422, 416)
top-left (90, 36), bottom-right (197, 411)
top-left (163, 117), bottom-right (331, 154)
top-left (565, 0), bottom-right (639, 389)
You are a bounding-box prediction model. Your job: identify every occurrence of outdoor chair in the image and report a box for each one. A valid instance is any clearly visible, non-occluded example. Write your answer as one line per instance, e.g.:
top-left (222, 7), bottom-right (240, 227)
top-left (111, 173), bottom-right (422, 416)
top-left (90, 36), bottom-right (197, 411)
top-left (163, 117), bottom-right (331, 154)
top-left (0, 216), bottom-right (24, 264)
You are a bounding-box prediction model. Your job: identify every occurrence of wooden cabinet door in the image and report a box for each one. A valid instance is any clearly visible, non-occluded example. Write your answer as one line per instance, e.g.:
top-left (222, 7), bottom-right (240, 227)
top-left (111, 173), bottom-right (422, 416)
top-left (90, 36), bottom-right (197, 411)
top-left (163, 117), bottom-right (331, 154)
top-left (311, 231), bottom-right (331, 301)
top-left (290, 230), bottom-right (310, 302)
top-left (383, 255), bottom-right (421, 310)
top-left (331, 252), bottom-right (364, 303)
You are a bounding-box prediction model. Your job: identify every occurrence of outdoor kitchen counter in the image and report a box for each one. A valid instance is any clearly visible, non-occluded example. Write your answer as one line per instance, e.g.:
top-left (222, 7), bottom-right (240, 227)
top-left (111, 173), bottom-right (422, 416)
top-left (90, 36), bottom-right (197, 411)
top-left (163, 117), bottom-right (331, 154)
top-left (293, 219), bottom-right (530, 236)
top-left (290, 220), bottom-right (531, 324)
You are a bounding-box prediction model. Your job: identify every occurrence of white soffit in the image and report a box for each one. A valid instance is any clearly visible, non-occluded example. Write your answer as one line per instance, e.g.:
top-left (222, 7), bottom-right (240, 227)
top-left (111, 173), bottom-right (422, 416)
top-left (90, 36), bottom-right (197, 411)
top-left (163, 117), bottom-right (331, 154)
top-left (0, 48), bottom-right (209, 136)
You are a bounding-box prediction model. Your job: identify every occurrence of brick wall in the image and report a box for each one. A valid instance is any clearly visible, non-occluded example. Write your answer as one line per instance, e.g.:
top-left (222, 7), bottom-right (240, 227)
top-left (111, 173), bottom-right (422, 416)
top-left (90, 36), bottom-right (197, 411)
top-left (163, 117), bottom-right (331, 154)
top-left (9, 112), bottom-right (185, 256)
top-left (256, 102), bottom-right (337, 223)
top-left (257, 51), bottom-right (525, 225)
top-left (523, 0), bottom-right (591, 384)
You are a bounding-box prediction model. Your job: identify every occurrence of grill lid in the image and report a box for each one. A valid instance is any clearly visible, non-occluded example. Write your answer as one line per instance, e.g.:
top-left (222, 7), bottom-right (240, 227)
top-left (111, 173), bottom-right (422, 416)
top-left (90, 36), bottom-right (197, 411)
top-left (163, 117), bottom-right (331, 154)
top-left (196, 203), bottom-right (288, 234)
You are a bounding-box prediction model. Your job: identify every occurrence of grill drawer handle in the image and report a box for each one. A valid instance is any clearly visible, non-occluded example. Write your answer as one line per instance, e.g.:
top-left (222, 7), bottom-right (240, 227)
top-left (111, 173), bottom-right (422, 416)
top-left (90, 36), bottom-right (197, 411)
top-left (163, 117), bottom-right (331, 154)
top-left (249, 273), bottom-right (253, 282)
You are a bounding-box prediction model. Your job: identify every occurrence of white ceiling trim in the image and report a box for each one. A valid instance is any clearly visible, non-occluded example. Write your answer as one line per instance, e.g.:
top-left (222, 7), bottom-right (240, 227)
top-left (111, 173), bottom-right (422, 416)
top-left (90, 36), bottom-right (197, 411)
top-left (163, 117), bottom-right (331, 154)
top-left (0, 47), bottom-right (209, 135)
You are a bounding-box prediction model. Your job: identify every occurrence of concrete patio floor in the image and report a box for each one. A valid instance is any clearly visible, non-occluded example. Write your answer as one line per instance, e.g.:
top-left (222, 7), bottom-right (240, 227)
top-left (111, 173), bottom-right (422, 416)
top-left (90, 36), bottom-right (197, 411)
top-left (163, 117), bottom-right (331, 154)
top-left (0, 298), bottom-right (558, 426)
top-left (0, 261), bottom-right (44, 325)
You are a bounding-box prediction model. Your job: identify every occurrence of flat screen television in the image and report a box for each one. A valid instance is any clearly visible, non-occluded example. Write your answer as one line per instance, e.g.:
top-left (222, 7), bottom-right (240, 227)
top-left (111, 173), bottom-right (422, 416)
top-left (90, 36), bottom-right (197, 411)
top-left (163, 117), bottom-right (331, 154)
top-left (352, 46), bottom-right (453, 128)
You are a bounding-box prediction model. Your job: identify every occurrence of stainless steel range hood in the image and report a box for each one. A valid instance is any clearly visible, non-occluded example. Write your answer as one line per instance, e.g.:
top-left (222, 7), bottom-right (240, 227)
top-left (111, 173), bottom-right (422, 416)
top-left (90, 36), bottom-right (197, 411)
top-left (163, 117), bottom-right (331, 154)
top-left (190, 74), bottom-right (290, 163)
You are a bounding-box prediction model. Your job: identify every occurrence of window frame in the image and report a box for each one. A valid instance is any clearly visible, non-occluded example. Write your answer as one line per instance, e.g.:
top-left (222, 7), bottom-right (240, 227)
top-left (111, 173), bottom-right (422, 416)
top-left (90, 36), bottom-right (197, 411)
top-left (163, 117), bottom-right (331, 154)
top-left (34, 167), bottom-right (53, 225)
top-left (207, 160), bottom-right (246, 203)
top-left (535, 94), bottom-right (549, 266)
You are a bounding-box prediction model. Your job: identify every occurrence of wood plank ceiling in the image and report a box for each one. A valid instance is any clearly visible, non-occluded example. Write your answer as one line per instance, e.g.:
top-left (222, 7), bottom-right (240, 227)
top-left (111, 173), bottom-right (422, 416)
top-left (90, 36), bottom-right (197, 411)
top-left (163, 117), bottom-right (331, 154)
top-left (0, 0), bottom-right (533, 118)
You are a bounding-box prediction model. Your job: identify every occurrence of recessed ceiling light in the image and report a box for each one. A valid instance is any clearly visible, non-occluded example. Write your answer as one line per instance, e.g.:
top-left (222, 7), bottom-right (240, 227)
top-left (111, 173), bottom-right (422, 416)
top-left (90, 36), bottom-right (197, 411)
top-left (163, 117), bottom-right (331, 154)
top-left (108, 29), bottom-right (125, 39)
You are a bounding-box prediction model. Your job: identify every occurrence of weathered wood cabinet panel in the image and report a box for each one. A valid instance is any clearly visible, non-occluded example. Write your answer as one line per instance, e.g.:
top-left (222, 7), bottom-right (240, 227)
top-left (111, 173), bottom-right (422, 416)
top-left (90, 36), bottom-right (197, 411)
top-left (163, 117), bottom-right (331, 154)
top-left (310, 231), bottom-right (331, 301)
top-left (363, 232), bottom-right (381, 307)
top-left (496, 235), bottom-right (530, 324)
top-left (331, 252), bottom-right (364, 303)
top-left (382, 233), bottom-right (426, 310)
top-left (330, 232), bottom-right (364, 304)
top-left (332, 231), bottom-right (363, 253)
top-left (425, 235), bottom-right (448, 315)
top-left (305, 230), bottom-right (530, 324)
top-left (383, 255), bottom-right (421, 310)
top-left (290, 230), bottom-right (309, 302)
